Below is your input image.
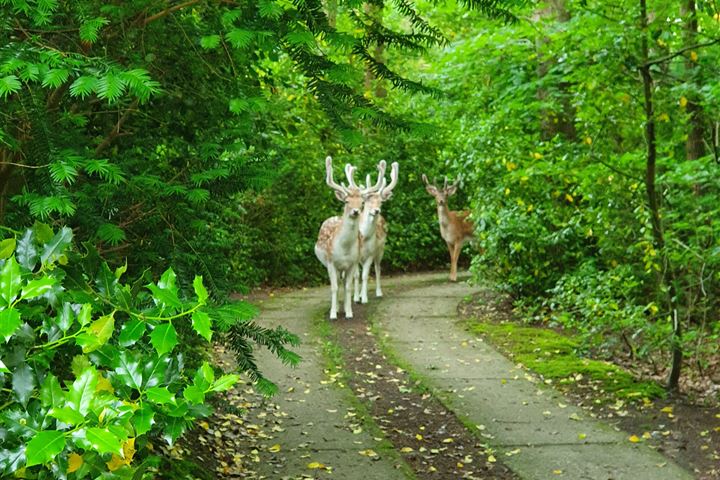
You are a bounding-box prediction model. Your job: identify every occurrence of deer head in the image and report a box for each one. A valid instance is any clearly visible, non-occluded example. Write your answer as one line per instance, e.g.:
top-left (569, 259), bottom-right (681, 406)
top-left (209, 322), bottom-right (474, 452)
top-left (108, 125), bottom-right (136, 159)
top-left (359, 160), bottom-right (399, 218)
top-left (325, 156), bottom-right (363, 218)
top-left (422, 174), bottom-right (459, 207)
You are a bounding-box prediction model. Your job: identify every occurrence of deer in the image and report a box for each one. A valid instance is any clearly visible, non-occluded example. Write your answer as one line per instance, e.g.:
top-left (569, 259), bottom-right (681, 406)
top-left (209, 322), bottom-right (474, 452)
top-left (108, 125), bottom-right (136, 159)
top-left (422, 174), bottom-right (475, 282)
top-left (351, 160), bottom-right (399, 304)
top-left (315, 156), bottom-right (382, 319)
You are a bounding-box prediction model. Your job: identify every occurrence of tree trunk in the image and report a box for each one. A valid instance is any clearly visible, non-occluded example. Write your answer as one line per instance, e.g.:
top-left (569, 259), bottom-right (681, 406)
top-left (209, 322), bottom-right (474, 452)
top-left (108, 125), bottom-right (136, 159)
top-left (682, 0), bottom-right (704, 162)
top-left (535, 0), bottom-right (576, 141)
top-left (639, 0), bottom-right (681, 392)
top-left (363, 2), bottom-right (386, 98)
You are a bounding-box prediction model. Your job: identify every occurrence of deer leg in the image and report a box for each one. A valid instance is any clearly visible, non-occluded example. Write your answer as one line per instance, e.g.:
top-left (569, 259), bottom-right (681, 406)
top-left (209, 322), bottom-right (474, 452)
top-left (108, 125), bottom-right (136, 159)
top-left (360, 258), bottom-right (372, 304)
top-left (447, 242), bottom-right (455, 281)
top-left (353, 265), bottom-right (361, 303)
top-left (344, 266), bottom-right (356, 319)
top-left (450, 242), bottom-right (462, 282)
top-left (374, 257), bottom-right (383, 298)
top-left (328, 265), bottom-right (339, 320)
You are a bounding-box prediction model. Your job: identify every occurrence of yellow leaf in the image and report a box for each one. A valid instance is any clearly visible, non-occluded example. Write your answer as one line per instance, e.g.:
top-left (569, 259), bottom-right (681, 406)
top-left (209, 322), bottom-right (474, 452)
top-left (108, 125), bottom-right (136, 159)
top-left (307, 462), bottom-right (326, 470)
top-left (584, 136), bottom-right (592, 145)
top-left (428, 466), bottom-right (437, 472)
top-left (67, 453), bottom-right (83, 473)
top-left (565, 193), bottom-right (574, 203)
top-left (553, 469), bottom-right (563, 475)
top-left (487, 455), bottom-right (497, 463)
top-left (123, 438), bottom-right (136, 463)
top-left (199, 421), bottom-right (210, 430)
top-left (658, 112), bottom-right (670, 122)
top-left (400, 447), bottom-right (414, 453)
top-left (457, 462), bottom-right (464, 468)
top-left (690, 51), bottom-right (698, 62)
top-left (416, 434), bottom-right (423, 441)
top-left (642, 432), bottom-right (652, 439)
top-left (442, 438), bottom-right (454, 443)
top-left (358, 449), bottom-right (377, 457)
top-left (532, 152), bottom-right (543, 160)
top-left (578, 433), bottom-right (587, 440)
top-left (680, 96), bottom-right (688, 108)
top-left (504, 187), bottom-right (510, 196)
top-left (506, 161), bottom-right (517, 171)
top-left (106, 455), bottom-right (126, 472)
top-left (96, 375), bottom-right (114, 393)
top-left (628, 435), bottom-right (641, 443)
top-left (269, 444), bottom-right (281, 453)
top-left (661, 406), bottom-right (673, 414)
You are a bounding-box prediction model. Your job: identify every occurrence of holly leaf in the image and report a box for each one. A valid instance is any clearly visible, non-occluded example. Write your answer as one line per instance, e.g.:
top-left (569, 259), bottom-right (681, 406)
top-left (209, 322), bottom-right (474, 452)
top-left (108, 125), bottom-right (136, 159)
top-left (0, 307), bottom-right (21, 341)
top-left (85, 427), bottom-right (122, 455)
top-left (191, 310), bottom-right (212, 342)
top-left (49, 406), bottom-right (85, 425)
top-left (15, 230), bottom-right (38, 270)
top-left (21, 276), bottom-right (56, 300)
top-left (67, 368), bottom-right (97, 416)
top-left (150, 323), bottom-right (177, 355)
top-left (210, 374), bottom-right (240, 392)
top-left (76, 312), bottom-right (114, 353)
top-left (182, 385), bottom-right (205, 404)
top-left (40, 226), bottom-right (73, 265)
top-left (193, 276), bottom-right (208, 304)
top-left (118, 319), bottom-right (145, 347)
top-left (40, 374), bottom-right (64, 407)
top-left (0, 256), bottom-right (22, 306)
top-left (12, 363), bottom-right (35, 407)
top-left (132, 405), bottom-right (154, 436)
top-left (145, 386), bottom-right (175, 405)
top-left (0, 238), bottom-right (15, 259)
top-left (114, 351), bottom-right (143, 391)
top-left (25, 430), bottom-right (66, 467)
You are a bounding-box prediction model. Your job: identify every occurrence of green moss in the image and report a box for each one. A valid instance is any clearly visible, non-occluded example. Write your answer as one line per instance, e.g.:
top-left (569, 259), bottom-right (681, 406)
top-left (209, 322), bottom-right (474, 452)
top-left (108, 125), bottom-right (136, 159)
top-left (468, 321), bottom-right (665, 402)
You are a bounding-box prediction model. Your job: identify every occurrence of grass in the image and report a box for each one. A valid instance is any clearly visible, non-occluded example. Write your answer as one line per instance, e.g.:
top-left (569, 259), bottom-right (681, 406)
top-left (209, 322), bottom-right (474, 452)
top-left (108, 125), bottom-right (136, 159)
top-left (467, 320), bottom-right (666, 402)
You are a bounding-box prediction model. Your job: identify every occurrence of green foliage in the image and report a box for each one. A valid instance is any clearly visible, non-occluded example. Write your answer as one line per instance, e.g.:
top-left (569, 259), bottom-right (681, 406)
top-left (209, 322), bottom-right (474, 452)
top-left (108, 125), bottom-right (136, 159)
top-left (0, 224), bottom-right (298, 477)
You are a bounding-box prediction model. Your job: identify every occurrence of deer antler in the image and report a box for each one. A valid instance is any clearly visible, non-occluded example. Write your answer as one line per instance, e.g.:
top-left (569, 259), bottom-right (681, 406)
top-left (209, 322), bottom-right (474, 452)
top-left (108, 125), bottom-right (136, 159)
top-left (443, 176), bottom-right (449, 190)
top-left (325, 156), bottom-right (348, 195)
top-left (356, 160), bottom-right (386, 194)
top-left (344, 163), bottom-right (360, 190)
top-left (421, 174), bottom-right (432, 187)
top-left (380, 162), bottom-right (399, 198)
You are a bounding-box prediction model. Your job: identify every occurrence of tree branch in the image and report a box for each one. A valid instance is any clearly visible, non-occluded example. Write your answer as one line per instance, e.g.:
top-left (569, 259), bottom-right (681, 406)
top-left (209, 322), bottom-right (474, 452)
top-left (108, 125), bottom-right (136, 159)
top-left (143, 0), bottom-right (203, 25)
top-left (644, 38), bottom-right (720, 67)
top-left (94, 100), bottom-right (139, 156)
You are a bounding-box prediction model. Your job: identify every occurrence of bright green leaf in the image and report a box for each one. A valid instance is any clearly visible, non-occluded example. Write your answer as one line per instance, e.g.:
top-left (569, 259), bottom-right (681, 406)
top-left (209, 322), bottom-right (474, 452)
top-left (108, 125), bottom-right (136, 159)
top-left (150, 322), bottom-right (178, 355)
top-left (25, 430), bottom-right (66, 467)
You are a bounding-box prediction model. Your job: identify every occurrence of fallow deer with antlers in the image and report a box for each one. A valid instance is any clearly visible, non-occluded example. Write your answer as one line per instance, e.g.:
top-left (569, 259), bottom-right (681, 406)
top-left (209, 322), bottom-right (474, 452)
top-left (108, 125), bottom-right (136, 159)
top-left (422, 175), bottom-right (475, 282)
top-left (351, 160), bottom-right (399, 304)
top-left (315, 157), bottom-right (382, 319)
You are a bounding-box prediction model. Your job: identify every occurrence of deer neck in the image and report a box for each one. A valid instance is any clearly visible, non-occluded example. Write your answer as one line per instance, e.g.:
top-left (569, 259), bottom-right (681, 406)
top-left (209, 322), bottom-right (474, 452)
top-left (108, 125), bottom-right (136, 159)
top-left (437, 203), bottom-right (451, 228)
top-left (359, 210), bottom-right (379, 240)
top-left (336, 213), bottom-right (360, 252)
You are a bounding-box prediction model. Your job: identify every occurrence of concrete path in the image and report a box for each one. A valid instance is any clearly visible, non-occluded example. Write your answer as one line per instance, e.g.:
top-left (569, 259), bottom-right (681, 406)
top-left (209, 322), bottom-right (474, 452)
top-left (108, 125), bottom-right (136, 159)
top-left (373, 275), bottom-right (694, 480)
top-left (251, 286), bottom-right (409, 479)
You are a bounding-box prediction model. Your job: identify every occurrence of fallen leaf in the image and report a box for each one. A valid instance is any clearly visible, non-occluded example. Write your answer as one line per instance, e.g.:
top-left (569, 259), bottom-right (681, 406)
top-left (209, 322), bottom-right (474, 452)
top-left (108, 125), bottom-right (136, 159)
top-left (553, 469), bottom-right (563, 475)
top-left (307, 462), bottom-right (326, 470)
top-left (358, 449), bottom-right (378, 457)
top-left (488, 455), bottom-right (497, 463)
top-left (661, 406), bottom-right (673, 414)
top-left (628, 435), bottom-right (641, 443)
top-left (268, 444), bottom-right (281, 453)
top-left (400, 447), bottom-right (414, 453)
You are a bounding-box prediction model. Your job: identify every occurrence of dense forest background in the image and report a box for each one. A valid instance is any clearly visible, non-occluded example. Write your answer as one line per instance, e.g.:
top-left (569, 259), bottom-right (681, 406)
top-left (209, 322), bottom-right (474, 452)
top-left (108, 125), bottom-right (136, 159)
top-left (1, 0), bottom-right (719, 477)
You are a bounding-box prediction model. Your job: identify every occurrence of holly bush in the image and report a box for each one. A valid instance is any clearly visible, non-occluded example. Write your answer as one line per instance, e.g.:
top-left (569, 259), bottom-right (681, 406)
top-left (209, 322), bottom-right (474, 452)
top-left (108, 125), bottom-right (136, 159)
top-left (0, 224), bottom-right (297, 478)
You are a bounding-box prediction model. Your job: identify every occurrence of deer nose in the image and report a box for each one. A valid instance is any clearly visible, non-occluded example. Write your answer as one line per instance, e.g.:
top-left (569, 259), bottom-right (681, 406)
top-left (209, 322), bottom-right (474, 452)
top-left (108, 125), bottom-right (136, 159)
top-left (372, 208), bottom-right (381, 216)
top-left (350, 208), bottom-right (360, 217)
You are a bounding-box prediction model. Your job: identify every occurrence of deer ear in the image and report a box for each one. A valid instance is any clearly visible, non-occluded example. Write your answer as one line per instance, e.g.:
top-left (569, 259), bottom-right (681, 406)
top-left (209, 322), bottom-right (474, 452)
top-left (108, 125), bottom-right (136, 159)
top-left (425, 184), bottom-right (437, 195)
top-left (381, 190), bottom-right (393, 201)
top-left (446, 184), bottom-right (458, 196)
top-left (334, 190), bottom-right (346, 202)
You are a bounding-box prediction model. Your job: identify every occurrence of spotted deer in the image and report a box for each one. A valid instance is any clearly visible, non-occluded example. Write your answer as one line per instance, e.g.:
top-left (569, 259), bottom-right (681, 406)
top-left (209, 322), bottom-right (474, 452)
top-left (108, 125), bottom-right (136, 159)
top-left (315, 157), bottom-right (382, 319)
top-left (422, 175), bottom-right (475, 282)
top-left (351, 160), bottom-right (399, 304)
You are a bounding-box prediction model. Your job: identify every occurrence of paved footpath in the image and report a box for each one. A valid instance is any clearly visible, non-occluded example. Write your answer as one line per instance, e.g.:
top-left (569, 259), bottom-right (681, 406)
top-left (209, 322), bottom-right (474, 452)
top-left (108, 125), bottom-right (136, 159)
top-left (252, 285), bottom-right (408, 479)
top-left (252, 273), bottom-right (694, 480)
top-left (373, 274), bottom-right (694, 480)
